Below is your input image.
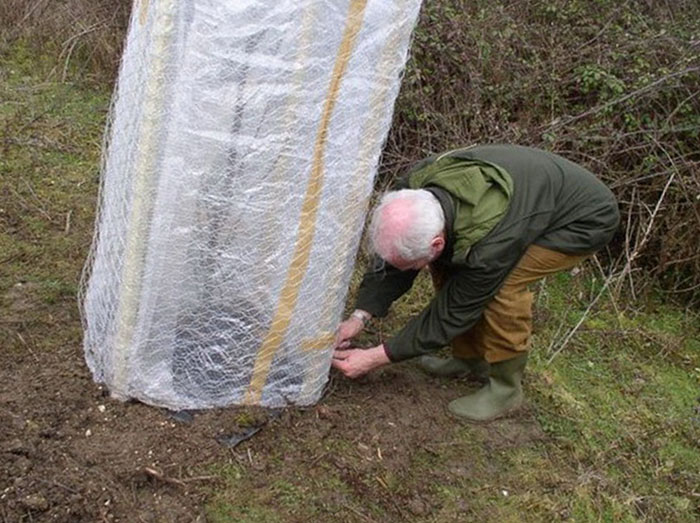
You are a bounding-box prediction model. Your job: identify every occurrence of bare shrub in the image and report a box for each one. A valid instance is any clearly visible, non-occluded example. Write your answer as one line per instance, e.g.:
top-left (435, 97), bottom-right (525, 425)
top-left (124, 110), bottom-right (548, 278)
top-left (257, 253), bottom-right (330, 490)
top-left (0, 0), bottom-right (131, 83)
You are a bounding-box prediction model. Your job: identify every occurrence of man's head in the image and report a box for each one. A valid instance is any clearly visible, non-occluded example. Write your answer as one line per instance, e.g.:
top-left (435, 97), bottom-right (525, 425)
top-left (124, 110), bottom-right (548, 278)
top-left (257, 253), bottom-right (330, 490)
top-left (369, 189), bottom-right (446, 271)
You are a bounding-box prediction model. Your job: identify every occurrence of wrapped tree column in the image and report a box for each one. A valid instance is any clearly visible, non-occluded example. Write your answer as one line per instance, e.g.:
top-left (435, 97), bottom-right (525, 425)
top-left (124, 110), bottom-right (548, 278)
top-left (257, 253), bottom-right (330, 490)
top-left (80, 0), bottom-right (423, 409)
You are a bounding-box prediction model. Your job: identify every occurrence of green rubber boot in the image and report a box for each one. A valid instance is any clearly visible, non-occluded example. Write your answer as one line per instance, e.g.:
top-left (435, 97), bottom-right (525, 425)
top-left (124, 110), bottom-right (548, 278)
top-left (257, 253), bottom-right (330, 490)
top-left (419, 356), bottom-right (490, 383)
top-left (447, 353), bottom-right (528, 422)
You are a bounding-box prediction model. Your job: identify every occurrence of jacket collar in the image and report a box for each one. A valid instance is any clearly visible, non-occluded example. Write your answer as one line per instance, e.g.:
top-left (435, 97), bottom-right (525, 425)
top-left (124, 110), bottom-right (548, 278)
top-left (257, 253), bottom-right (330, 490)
top-left (424, 186), bottom-right (455, 264)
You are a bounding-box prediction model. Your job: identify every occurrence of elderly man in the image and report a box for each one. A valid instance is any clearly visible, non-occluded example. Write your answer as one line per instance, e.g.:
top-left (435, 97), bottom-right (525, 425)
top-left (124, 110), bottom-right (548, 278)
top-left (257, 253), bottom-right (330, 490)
top-left (332, 144), bottom-right (619, 422)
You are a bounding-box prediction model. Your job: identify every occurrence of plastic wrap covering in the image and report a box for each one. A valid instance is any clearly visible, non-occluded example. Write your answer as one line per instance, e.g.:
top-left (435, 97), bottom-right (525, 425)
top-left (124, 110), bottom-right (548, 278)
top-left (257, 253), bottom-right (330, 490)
top-left (80, 0), bottom-right (422, 409)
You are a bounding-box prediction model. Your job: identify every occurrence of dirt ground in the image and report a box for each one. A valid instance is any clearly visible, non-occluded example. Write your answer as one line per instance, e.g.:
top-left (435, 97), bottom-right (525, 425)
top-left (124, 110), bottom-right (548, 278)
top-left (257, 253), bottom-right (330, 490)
top-left (0, 281), bottom-right (549, 522)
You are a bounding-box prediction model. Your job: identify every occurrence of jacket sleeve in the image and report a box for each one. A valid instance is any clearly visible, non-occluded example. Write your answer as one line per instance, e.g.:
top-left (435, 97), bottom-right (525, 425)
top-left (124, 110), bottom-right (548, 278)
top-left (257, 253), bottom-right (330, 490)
top-left (382, 259), bottom-right (515, 362)
top-left (354, 257), bottom-right (419, 318)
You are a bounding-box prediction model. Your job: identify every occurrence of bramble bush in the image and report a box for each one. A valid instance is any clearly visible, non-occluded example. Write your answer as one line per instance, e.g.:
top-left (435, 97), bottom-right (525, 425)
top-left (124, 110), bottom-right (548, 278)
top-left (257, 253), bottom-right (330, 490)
top-left (384, 0), bottom-right (700, 304)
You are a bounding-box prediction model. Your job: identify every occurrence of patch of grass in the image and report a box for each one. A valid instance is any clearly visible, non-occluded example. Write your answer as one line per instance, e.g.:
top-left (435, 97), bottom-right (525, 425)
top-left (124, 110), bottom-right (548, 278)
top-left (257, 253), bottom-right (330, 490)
top-left (37, 278), bottom-right (78, 304)
top-left (524, 278), bottom-right (700, 521)
top-left (0, 44), bottom-right (109, 292)
top-left (205, 464), bottom-right (285, 523)
top-left (206, 458), bottom-right (379, 523)
top-left (207, 500), bottom-right (284, 523)
top-left (0, 43), bottom-right (110, 360)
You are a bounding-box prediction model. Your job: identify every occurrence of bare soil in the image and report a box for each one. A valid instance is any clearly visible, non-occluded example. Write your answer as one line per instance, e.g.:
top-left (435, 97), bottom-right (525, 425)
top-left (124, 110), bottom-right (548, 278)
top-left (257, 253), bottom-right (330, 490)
top-left (0, 282), bottom-right (546, 522)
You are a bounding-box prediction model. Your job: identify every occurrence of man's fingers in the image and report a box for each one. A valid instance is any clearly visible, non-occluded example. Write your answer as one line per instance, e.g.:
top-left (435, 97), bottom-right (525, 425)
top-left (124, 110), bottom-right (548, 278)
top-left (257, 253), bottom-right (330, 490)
top-left (331, 358), bottom-right (358, 379)
top-left (331, 357), bottom-right (349, 373)
top-left (332, 349), bottom-right (351, 360)
top-left (333, 330), bottom-right (352, 349)
top-left (333, 329), bottom-right (347, 345)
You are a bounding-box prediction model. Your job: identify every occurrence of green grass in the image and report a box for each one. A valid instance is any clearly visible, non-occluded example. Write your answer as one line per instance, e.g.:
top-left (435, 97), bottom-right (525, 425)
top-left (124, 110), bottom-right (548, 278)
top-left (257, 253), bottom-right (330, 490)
top-left (0, 43), bottom-right (110, 354)
top-left (521, 271), bottom-right (700, 521)
top-left (206, 464), bottom-right (305, 523)
top-left (1, 50), bottom-right (107, 238)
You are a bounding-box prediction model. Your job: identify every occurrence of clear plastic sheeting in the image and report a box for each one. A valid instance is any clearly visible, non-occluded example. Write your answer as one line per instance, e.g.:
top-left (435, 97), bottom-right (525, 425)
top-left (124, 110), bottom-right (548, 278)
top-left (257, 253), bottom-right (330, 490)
top-left (80, 0), bottom-right (422, 409)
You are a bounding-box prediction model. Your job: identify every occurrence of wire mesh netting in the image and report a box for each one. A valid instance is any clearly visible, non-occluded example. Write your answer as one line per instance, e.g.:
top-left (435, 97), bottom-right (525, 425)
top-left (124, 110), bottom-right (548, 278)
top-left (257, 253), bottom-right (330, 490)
top-left (80, 0), bottom-right (422, 409)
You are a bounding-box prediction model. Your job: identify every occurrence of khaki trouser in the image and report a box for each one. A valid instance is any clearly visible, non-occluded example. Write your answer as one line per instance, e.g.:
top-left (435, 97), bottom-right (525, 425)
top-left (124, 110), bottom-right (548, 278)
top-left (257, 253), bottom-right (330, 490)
top-left (431, 244), bottom-right (589, 363)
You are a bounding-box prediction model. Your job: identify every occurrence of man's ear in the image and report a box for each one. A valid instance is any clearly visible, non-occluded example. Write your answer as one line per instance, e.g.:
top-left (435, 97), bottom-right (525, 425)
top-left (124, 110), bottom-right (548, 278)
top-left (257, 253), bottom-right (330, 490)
top-left (430, 234), bottom-right (445, 256)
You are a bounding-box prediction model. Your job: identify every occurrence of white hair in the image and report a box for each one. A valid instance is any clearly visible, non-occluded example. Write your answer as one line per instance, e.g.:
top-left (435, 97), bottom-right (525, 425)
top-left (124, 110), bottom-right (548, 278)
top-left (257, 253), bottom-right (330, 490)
top-left (369, 189), bottom-right (445, 262)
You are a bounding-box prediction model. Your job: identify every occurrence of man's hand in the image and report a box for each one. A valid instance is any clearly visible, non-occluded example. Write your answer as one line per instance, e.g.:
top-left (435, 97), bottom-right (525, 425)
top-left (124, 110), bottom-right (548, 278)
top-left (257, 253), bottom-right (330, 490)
top-left (331, 345), bottom-right (390, 378)
top-left (334, 311), bottom-right (369, 349)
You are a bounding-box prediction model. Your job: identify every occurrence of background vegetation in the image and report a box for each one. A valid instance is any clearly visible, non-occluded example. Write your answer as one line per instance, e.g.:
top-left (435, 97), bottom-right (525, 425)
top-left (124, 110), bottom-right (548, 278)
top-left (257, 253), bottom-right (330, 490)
top-left (2, 0), bottom-right (699, 302)
top-left (1, 1), bottom-right (699, 521)
top-left (387, 0), bottom-right (700, 305)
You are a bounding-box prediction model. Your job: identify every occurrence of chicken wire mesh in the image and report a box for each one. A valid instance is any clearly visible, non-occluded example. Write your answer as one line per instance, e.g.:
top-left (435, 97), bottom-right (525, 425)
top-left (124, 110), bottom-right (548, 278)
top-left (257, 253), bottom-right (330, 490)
top-left (80, 0), bottom-right (422, 409)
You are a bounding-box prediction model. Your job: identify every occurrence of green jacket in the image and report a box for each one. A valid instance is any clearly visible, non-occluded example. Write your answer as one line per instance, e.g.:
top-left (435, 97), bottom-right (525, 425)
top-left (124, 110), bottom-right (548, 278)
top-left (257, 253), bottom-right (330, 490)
top-left (355, 144), bottom-right (620, 362)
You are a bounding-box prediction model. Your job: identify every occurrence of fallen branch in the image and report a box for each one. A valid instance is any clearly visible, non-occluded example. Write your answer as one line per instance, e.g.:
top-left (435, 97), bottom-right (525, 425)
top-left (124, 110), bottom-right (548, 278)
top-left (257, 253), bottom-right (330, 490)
top-left (142, 466), bottom-right (218, 487)
top-left (143, 467), bottom-right (185, 487)
top-left (614, 158), bottom-right (677, 298)
top-left (546, 264), bottom-right (619, 365)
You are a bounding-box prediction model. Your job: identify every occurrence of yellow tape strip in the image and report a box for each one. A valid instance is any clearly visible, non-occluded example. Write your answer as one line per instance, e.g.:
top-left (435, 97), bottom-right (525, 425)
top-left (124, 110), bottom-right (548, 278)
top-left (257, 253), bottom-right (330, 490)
top-left (244, 0), bottom-right (368, 404)
top-left (295, 0), bottom-right (410, 404)
top-left (311, 0), bottom-right (409, 336)
top-left (300, 332), bottom-right (335, 352)
top-left (139, 0), bottom-right (150, 26)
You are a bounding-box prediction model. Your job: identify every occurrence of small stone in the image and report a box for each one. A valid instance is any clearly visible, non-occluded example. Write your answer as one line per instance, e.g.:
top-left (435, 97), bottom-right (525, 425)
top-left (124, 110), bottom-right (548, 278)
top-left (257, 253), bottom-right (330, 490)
top-left (14, 456), bottom-right (32, 474)
top-left (97, 405), bottom-right (106, 413)
top-left (39, 428), bottom-right (59, 439)
top-left (316, 405), bottom-right (333, 419)
top-left (21, 493), bottom-right (49, 512)
top-left (168, 410), bottom-right (194, 424)
top-left (85, 429), bottom-right (92, 437)
top-left (407, 497), bottom-right (428, 516)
